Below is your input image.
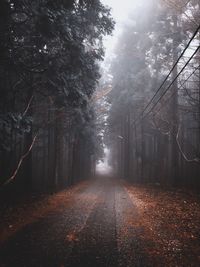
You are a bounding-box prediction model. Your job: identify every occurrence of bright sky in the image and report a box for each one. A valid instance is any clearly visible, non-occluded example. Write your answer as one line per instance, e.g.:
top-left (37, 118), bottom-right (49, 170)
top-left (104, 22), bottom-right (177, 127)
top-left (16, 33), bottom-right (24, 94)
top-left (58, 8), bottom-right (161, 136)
top-left (98, 1), bottom-right (139, 172)
top-left (96, 148), bottom-right (112, 174)
top-left (101, 0), bottom-right (138, 60)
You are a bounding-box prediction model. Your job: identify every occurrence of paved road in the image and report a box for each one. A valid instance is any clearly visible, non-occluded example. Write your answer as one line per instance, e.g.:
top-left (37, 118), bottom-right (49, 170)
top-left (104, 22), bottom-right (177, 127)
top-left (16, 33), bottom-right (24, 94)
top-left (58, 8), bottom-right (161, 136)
top-left (0, 176), bottom-right (149, 267)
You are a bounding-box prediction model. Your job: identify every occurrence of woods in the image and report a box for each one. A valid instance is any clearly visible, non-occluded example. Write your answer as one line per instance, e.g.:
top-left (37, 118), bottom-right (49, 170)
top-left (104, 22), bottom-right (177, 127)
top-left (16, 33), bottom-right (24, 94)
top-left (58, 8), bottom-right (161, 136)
top-left (106, 0), bottom-right (200, 189)
top-left (0, 0), bottom-right (114, 192)
top-left (1, 1), bottom-right (200, 266)
top-left (0, 0), bottom-right (199, 193)
top-left (1, 0), bottom-right (199, 193)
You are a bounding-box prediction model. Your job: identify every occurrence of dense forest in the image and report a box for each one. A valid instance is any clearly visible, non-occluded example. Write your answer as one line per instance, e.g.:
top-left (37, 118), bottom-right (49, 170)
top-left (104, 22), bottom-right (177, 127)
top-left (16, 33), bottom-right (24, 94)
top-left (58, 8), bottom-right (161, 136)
top-left (103, 0), bottom-right (200, 190)
top-left (0, 0), bottom-right (200, 194)
top-left (1, 1), bottom-right (200, 266)
top-left (0, 0), bottom-right (114, 192)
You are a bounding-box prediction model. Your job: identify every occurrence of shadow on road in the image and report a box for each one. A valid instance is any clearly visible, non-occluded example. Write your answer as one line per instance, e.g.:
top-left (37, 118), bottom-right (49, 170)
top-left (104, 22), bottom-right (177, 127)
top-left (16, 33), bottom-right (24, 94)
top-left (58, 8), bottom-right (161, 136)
top-left (0, 176), bottom-right (150, 267)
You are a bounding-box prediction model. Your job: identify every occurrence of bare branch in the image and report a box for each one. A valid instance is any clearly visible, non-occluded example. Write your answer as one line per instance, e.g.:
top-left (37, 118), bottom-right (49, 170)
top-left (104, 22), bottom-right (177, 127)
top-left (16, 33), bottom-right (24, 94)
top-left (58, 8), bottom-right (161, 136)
top-left (22, 95), bottom-right (34, 117)
top-left (176, 125), bottom-right (200, 163)
top-left (2, 133), bottom-right (39, 187)
top-left (152, 115), bottom-right (171, 136)
top-left (162, 0), bottom-right (199, 27)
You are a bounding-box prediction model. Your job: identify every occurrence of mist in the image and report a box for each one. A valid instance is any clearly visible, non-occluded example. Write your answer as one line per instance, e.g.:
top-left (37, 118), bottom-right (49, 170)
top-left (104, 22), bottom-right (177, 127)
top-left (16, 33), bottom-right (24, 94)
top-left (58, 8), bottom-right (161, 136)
top-left (98, 0), bottom-right (200, 186)
top-left (0, 1), bottom-right (200, 266)
top-left (96, 148), bottom-right (112, 174)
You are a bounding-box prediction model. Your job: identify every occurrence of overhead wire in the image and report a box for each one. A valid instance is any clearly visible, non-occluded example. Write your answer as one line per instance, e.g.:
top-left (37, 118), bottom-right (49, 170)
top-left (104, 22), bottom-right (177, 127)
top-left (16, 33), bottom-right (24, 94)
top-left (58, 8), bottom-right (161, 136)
top-left (132, 23), bottom-right (200, 125)
top-left (139, 24), bottom-right (200, 118)
top-left (153, 65), bottom-right (200, 116)
top-left (142, 45), bottom-right (200, 120)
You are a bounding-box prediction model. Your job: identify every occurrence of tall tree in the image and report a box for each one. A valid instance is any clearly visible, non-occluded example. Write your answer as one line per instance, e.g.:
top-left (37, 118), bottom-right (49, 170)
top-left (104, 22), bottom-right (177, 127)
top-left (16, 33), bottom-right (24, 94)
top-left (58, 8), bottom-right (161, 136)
top-left (0, 0), bottom-right (114, 191)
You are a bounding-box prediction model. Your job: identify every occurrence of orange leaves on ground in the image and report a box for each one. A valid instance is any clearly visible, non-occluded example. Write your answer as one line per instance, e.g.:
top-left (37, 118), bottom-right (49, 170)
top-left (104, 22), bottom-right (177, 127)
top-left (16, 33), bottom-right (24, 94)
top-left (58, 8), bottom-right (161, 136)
top-left (65, 232), bottom-right (79, 242)
top-left (0, 180), bottom-right (89, 245)
top-left (125, 183), bottom-right (200, 266)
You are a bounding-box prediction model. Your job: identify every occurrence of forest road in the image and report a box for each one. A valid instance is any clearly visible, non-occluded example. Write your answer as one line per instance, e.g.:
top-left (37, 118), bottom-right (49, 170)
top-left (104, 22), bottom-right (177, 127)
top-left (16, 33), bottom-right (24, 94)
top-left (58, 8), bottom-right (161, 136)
top-left (0, 176), bottom-right (149, 267)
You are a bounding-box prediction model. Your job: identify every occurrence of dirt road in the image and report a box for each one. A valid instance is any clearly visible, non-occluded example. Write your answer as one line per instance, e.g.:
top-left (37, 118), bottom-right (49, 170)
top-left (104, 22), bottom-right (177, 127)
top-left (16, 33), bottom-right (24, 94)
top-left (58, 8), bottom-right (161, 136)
top-left (0, 176), bottom-right (148, 267)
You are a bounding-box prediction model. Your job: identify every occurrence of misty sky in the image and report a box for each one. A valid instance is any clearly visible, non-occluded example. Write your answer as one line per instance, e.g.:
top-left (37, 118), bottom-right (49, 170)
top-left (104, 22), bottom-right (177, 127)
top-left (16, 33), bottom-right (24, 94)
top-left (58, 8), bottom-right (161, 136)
top-left (101, 0), bottom-right (138, 60)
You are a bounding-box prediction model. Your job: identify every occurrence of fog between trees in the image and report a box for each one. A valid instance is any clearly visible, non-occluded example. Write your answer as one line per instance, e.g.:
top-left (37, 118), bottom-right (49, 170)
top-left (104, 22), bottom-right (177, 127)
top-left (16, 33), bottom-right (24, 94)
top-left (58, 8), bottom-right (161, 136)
top-left (0, 0), bottom-right (200, 192)
top-left (98, 0), bottom-right (200, 189)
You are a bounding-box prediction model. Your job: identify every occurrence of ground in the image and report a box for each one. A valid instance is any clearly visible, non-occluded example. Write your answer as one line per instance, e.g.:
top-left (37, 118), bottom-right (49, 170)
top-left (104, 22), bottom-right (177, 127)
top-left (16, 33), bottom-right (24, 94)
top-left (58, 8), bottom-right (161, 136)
top-left (0, 176), bottom-right (200, 267)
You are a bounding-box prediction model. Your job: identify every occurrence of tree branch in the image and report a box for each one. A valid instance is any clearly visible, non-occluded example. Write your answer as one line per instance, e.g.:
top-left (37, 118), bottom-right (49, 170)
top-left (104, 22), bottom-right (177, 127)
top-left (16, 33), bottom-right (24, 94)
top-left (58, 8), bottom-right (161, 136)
top-left (176, 125), bottom-right (200, 164)
top-left (1, 132), bottom-right (39, 187)
top-left (22, 95), bottom-right (34, 117)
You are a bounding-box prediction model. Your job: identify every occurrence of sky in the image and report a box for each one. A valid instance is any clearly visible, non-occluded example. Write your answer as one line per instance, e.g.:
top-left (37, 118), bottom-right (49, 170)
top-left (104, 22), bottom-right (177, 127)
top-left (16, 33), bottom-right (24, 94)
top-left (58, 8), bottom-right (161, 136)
top-left (101, 0), bottom-right (138, 60)
top-left (97, 0), bottom-right (139, 173)
top-left (96, 148), bottom-right (112, 174)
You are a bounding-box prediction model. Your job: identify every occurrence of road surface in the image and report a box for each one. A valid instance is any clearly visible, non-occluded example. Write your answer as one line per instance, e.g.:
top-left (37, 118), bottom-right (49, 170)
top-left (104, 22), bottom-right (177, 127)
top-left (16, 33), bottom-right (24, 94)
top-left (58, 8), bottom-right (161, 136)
top-left (0, 176), bottom-right (149, 267)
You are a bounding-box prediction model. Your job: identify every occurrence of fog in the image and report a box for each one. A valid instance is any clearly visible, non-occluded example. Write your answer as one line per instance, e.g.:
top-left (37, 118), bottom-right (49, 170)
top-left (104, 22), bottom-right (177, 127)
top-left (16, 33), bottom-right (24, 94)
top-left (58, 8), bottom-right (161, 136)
top-left (0, 1), bottom-right (200, 265)
top-left (96, 148), bottom-right (112, 175)
top-left (98, 0), bottom-right (200, 185)
top-left (101, 0), bottom-right (139, 60)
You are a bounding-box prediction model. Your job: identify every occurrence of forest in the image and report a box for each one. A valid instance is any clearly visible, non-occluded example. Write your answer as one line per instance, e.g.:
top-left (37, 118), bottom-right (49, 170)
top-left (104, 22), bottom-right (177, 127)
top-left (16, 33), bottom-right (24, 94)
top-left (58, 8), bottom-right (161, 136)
top-left (0, 0), bottom-right (200, 266)
top-left (103, 0), bottom-right (200, 189)
top-left (0, 0), bottom-right (114, 192)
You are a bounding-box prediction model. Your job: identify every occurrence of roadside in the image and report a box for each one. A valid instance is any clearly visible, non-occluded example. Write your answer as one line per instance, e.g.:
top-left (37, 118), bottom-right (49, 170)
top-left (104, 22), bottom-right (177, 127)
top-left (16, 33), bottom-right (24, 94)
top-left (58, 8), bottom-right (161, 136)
top-left (125, 182), bottom-right (200, 266)
top-left (0, 177), bottom-right (200, 266)
top-left (0, 180), bottom-right (90, 245)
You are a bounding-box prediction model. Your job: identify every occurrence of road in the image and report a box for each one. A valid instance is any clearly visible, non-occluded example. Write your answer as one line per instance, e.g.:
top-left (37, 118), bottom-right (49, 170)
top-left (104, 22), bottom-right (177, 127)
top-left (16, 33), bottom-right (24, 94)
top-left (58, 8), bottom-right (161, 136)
top-left (0, 176), bottom-right (149, 267)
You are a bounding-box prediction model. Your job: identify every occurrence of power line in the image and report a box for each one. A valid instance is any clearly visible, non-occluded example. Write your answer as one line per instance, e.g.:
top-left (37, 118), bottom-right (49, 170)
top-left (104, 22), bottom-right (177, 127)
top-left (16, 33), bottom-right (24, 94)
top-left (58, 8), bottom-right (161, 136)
top-left (142, 45), bottom-right (199, 120)
top-left (141, 24), bottom-right (200, 118)
top-left (153, 65), bottom-right (200, 116)
top-left (133, 23), bottom-right (200, 125)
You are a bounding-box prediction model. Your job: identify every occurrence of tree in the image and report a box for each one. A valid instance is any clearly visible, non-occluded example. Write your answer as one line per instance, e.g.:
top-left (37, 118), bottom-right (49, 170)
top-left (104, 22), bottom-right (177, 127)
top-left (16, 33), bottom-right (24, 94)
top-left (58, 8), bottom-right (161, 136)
top-left (0, 0), bottom-right (114, 191)
top-left (106, 0), bottom-right (200, 189)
